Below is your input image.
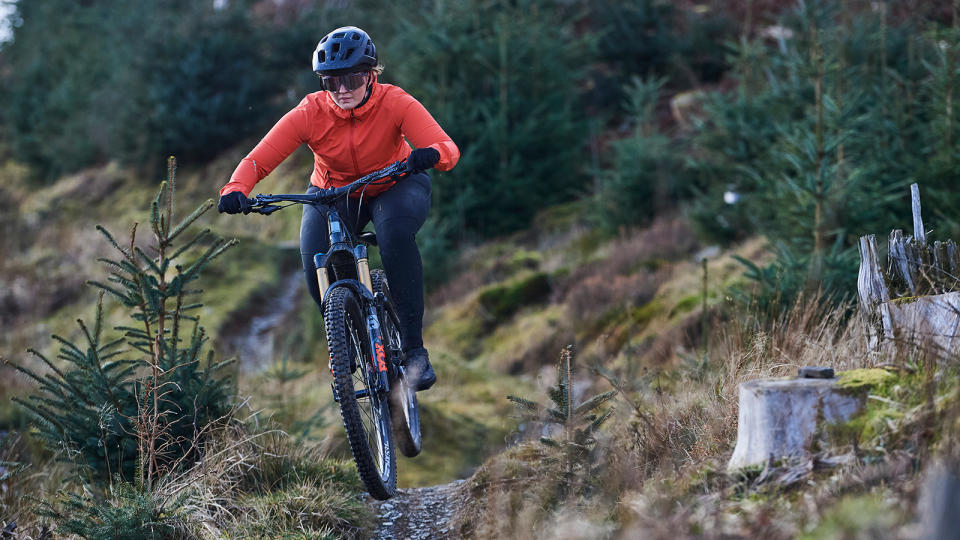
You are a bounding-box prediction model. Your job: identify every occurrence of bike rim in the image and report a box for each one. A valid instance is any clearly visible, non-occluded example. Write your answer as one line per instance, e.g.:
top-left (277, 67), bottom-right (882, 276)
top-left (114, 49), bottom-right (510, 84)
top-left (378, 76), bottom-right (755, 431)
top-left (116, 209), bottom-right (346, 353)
top-left (348, 316), bottom-right (389, 478)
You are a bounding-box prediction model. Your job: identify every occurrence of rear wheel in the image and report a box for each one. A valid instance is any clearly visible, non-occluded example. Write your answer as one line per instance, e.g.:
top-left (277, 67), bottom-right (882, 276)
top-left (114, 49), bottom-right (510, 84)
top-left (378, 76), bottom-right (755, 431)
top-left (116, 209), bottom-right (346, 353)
top-left (371, 270), bottom-right (422, 458)
top-left (324, 285), bottom-right (396, 499)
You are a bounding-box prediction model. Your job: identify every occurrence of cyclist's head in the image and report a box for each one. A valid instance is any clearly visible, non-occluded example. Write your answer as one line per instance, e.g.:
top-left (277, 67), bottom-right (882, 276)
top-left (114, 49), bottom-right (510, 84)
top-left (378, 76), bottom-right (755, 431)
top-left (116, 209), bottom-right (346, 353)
top-left (313, 26), bottom-right (378, 76)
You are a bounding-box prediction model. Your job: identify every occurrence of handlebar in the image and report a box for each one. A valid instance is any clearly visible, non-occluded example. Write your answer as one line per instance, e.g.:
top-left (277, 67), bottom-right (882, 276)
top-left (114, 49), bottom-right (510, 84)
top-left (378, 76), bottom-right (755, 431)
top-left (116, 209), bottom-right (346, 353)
top-left (244, 159), bottom-right (409, 215)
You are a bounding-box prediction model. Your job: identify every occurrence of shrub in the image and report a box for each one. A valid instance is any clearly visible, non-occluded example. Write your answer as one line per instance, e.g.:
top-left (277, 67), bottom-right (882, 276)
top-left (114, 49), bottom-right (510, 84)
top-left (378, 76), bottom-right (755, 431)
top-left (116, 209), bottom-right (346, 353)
top-left (13, 159), bottom-right (235, 484)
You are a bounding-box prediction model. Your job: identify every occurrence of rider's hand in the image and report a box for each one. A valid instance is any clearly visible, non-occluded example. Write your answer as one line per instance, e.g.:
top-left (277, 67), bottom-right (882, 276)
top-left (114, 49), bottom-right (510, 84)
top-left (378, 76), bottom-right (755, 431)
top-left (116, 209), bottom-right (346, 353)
top-left (218, 191), bottom-right (251, 214)
top-left (405, 148), bottom-right (440, 174)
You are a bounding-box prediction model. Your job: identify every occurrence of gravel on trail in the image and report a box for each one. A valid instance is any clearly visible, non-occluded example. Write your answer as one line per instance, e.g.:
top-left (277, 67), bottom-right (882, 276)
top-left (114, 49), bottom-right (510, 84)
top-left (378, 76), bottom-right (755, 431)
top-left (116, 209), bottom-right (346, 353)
top-left (370, 479), bottom-right (468, 540)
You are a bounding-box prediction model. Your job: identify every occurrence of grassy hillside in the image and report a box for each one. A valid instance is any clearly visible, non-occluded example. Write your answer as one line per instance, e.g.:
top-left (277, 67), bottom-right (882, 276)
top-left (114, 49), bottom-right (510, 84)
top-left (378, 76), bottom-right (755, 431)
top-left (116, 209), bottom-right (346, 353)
top-left (3, 154), bottom-right (959, 537)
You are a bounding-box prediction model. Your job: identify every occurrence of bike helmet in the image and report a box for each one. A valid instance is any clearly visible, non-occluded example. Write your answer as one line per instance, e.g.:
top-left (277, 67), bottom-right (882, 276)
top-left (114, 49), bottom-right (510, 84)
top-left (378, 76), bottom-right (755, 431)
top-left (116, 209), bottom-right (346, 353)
top-left (313, 26), bottom-right (377, 75)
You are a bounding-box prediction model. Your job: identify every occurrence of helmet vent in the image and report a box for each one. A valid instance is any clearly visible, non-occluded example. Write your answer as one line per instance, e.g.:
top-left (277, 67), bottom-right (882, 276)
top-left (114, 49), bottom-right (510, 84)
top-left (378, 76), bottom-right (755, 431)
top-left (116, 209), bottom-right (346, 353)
top-left (318, 51), bottom-right (326, 63)
top-left (332, 42), bottom-right (340, 53)
top-left (351, 33), bottom-right (361, 40)
top-left (333, 32), bottom-right (346, 39)
top-left (343, 48), bottom-right (354, 59)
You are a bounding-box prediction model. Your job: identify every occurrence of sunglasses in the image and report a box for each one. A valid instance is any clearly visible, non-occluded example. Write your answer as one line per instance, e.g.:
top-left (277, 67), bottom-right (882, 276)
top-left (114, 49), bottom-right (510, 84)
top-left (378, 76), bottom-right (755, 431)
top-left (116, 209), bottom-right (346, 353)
top-left (318, 72), bottom-right (369, 93)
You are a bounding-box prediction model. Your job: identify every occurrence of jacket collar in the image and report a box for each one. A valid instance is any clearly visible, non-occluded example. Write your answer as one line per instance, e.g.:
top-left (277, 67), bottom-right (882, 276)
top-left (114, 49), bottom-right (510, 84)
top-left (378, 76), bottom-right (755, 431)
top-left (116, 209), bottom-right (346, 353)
top-left (324, 76), bottom-right (383, 120)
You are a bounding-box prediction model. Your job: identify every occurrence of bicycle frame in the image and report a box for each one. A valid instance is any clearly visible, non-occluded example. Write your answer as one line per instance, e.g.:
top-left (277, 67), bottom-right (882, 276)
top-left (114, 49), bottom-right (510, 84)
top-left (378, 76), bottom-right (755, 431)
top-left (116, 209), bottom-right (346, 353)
top-left (313, 209), bottom-right (391, 394)
top-left (244, 159), bottom-right (408, 394)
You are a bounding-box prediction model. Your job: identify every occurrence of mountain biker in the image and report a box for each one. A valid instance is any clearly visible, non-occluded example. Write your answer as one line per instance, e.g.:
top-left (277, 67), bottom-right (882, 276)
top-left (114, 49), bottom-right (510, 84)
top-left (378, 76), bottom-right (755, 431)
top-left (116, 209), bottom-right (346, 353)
top-left (217, 25), bottom-right (459, 391)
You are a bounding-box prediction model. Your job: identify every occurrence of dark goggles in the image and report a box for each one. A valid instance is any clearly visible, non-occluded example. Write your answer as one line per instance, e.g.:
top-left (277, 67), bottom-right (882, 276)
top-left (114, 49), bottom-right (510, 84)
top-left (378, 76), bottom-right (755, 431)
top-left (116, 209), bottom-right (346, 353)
top-left (317, 72), bottom-right (369, 93)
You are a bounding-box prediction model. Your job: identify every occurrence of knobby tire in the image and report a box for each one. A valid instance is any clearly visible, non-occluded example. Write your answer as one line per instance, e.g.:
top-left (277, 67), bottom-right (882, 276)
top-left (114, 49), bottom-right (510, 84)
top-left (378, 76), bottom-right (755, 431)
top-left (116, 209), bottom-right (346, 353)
top-left (324, 286), bottom-right (397, 500)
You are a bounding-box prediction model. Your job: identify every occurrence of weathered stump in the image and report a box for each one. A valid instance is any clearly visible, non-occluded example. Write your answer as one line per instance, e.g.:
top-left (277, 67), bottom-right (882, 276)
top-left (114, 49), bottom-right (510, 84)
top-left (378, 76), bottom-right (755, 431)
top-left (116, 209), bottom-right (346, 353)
top-left (858, 184), bottom-right (960, 356)
top-left (919, 463), bottom-right (960, 540)
top-left (882, 292), bottom-right (960, 357)
top-left (727, 378), bottom-right (864, 471)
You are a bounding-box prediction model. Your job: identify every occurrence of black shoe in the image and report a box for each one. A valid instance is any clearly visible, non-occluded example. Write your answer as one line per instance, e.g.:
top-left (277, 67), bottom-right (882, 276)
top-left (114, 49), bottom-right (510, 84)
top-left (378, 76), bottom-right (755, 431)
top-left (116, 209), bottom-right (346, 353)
top-left (404, 350), bottom-right (436, 391)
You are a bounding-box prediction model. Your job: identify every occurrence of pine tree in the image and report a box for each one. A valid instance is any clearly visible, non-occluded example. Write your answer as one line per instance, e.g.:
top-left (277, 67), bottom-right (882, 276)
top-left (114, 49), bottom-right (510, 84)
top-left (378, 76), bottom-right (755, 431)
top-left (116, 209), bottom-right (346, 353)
top-left (508, 345), bottom-right (616, 496)
top-left (13, 158), bottom-right (235, 485)
top-left (591, 75), bottom-right (675, 232)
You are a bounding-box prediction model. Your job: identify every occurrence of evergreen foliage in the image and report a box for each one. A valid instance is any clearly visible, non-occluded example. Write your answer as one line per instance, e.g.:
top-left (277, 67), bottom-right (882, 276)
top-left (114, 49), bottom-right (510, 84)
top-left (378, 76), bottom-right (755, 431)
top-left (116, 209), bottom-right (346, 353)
top-left (0, 0), bottom-right (324, 180)
top-left (587, 0), bottom-right (732, 98)
top-left (34, 482), bottom-right (184, 540)
top-left (508, 345), bottom-right (615, 494)
top-left (13, 158), bottom-right (235, 484)
top-left (591, 75), bottom-right (678, 233)
top-left (386, 0), bottom-right (592, 240)
top-left (687, 1), bottom-right (958, 306)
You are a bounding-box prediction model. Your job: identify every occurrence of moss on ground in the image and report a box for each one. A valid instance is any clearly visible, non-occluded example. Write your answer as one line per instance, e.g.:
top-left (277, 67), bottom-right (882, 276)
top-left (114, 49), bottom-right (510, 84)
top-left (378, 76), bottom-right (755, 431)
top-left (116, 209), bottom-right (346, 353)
top-left (836, 368), bottom-right (898, 390)
top-left (477, 271), bottom-right (552, 320)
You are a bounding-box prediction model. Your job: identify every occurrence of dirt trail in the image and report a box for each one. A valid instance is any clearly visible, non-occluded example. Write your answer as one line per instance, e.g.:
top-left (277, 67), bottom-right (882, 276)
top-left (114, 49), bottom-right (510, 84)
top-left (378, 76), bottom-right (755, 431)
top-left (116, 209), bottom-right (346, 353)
top-left (370, 479), bottom-right (467, 539)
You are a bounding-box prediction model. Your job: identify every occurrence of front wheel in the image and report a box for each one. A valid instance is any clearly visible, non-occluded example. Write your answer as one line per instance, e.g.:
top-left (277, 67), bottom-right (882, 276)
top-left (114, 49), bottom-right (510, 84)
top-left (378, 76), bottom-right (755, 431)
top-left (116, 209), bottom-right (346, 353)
top-left (324, 285), bottom-right (396, 499)
top-left (372, 270), bottom-right (422, 458)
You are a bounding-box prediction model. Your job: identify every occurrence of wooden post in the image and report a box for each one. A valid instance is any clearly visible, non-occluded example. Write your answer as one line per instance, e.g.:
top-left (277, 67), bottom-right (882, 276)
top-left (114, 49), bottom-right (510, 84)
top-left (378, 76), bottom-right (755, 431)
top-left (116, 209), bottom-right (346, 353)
top-left (912, 183), bottom-right (926, 244)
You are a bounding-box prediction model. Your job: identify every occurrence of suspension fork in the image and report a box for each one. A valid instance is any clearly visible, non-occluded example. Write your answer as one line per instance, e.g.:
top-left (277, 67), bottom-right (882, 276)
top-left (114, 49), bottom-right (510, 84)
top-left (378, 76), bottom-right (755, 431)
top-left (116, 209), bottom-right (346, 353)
top-left (365, 302), bottom-right (390, 394)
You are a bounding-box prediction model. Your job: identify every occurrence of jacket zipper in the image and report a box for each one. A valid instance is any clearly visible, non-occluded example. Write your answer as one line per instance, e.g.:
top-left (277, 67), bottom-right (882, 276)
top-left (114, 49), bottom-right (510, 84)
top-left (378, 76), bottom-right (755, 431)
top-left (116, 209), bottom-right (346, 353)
top-left (349, 111), bottom-right (361, 178)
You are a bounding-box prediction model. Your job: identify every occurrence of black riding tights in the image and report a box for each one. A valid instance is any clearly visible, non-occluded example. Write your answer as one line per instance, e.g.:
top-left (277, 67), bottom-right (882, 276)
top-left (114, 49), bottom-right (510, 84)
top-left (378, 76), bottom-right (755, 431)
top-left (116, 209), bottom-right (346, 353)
top-left (300, 172), bottom-right (431, 355)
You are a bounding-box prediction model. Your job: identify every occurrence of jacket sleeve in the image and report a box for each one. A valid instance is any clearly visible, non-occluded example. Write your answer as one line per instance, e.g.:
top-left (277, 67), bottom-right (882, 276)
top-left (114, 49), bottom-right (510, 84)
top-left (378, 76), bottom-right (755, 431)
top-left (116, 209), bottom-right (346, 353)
top-left (396, 93), bottom-right (460, 172)
top-left (219, 106), bottom-right (310, 196)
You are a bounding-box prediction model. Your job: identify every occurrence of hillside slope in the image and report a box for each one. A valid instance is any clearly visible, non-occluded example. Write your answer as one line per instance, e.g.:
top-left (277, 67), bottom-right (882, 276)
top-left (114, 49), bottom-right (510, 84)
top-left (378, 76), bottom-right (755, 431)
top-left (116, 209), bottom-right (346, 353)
top-left (3, 157), bottom-right (953, 538)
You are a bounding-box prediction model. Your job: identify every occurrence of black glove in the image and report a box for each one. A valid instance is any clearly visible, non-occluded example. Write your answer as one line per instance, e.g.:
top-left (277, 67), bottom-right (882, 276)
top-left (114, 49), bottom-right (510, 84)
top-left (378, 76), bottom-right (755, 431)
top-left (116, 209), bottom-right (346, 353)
top-left (405, 148), bottom-right (440, 174)
top-left (218, 191), bottom-right (251, 214)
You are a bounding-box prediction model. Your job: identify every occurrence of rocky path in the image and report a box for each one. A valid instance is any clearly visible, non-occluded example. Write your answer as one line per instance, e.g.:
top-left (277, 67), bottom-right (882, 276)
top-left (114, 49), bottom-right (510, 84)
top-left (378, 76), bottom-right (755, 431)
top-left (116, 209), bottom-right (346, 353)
top-left (369, 479), bottom-right (467, 539)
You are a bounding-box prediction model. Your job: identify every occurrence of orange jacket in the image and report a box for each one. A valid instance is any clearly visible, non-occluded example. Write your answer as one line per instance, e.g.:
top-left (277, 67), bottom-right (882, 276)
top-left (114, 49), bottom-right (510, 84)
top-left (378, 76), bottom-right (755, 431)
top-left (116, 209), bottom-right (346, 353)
top-left (220, 80), bottom-right (459, 198)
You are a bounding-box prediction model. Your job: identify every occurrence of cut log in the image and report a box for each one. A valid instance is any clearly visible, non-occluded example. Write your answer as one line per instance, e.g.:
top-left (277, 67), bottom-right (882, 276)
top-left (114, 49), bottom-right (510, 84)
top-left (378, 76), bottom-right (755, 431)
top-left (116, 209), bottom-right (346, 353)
top-left (727, 378), bottom-right (865, 471)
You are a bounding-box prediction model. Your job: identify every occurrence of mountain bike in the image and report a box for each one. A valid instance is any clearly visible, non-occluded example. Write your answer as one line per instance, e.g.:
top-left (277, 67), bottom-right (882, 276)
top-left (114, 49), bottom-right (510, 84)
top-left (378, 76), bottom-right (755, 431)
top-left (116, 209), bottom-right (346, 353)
top-left (242, 160), bottom-right (422, 500)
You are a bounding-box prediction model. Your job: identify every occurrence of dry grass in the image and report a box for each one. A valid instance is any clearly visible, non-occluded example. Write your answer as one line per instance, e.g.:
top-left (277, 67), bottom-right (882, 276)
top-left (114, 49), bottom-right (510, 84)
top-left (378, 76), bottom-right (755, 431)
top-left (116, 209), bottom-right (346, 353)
top-left (0, 421), bottom-right (372, 538)
top-left (156, 422), bottom-right (373, 538)
top-left (449, 291), bottom-right (944, 538)
top-left (0, 433), bottom-right (74, 536)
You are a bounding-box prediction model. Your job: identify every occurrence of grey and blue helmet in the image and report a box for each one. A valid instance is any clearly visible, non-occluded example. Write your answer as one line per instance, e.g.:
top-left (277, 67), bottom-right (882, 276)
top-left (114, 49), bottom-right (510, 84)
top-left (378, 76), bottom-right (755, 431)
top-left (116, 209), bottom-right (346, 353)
top-left (312, 26), bottom-right (377, 75)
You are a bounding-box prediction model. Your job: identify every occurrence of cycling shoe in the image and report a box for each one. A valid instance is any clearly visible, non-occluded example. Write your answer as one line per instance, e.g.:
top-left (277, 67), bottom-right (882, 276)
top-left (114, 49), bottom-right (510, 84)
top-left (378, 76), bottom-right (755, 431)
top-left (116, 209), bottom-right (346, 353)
top-left (404, 349), bottom-right (436, 391)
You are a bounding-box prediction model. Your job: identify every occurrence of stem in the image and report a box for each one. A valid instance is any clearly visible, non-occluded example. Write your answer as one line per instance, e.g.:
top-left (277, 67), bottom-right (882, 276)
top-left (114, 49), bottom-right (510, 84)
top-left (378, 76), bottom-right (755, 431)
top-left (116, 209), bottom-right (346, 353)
top-left (701, 257), bottom-right (709, 357)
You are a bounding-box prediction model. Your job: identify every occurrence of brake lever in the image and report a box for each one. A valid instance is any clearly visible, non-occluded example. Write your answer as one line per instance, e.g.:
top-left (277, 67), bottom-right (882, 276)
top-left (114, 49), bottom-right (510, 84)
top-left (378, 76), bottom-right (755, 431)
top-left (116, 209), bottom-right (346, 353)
top-left (257, 205), bottom-right (283, 215)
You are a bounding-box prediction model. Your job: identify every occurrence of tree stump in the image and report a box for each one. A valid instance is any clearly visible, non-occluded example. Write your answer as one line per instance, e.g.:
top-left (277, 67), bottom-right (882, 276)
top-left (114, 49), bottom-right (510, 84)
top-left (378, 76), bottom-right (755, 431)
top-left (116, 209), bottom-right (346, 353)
top-left (858, 184), bottom-right (960, 357)
top-left (727, 378), bottom-right (865, 471)
top-left (883, 292), bottom-right (960, 356)
top-left (919, 463), bottom-right (960, 540)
